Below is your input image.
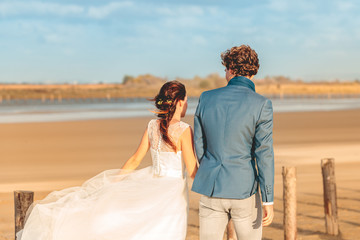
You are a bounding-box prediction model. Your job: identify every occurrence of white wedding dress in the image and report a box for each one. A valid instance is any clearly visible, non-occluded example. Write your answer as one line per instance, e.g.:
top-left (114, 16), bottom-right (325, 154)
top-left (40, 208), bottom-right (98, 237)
top-left (18, 119), bottom-right (190, 240)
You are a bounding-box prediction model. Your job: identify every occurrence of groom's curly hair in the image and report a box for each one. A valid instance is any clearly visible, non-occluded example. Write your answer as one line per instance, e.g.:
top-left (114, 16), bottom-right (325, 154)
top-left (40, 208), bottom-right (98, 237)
top-left (221, 45), bottom-right (259, 77)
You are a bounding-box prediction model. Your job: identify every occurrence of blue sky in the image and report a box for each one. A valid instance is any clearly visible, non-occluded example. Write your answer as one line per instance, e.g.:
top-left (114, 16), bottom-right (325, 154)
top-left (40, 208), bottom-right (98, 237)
top-left (0, 0), bottom-right (359, 83)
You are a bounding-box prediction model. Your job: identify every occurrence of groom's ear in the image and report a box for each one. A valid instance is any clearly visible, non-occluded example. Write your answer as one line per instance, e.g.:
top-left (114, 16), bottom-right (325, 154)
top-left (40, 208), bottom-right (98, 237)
top-left (177, 100), bottom-right (182, 107)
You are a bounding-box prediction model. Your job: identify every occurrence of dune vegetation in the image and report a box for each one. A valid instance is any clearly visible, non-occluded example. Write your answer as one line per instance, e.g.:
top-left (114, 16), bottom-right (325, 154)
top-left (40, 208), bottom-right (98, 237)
top-left (1, 74), bottom-right (360, 101)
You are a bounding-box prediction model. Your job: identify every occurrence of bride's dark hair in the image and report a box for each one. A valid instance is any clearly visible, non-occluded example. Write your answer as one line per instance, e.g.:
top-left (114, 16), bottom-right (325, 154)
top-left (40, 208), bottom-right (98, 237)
top-left (151, 80), bottom-right (186, 151)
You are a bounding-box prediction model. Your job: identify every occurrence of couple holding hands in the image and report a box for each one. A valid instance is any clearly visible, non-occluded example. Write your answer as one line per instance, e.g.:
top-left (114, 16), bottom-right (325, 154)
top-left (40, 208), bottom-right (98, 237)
top-left (19, 45), bottom-right (274, 240)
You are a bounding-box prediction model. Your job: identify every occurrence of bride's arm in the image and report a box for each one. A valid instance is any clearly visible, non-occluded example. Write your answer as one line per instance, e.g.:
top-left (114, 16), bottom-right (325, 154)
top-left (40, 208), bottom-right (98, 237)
top-left (121, 128), bottom-right (150, 170)
top-left (180, 127), bottom-right (198, 179)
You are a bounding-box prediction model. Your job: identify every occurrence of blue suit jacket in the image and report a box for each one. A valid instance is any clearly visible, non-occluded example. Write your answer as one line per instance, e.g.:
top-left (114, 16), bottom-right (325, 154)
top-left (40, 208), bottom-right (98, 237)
top-left (191, 76), bottom-right (274, 203)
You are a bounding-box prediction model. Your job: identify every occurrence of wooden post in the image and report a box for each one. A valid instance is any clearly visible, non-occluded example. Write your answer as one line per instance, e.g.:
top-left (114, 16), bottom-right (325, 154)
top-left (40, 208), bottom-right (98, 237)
top-left (58, 94), bottom-right (62, 103)
top-left (321, 158), bottom-right (339, 235)
top-left (227, 219), bottom-right (237, 240)
top-left (14, 190), bottom-right (34, 239)
top-left (280, 91), bottom-right (284, 100)
top-left (282, 166), bottom-right (297, 240)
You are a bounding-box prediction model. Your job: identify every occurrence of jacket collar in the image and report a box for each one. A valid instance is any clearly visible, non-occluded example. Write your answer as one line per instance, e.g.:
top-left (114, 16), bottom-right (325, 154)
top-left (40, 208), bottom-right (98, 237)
top-left (227, 76), bottom-right (255, 92)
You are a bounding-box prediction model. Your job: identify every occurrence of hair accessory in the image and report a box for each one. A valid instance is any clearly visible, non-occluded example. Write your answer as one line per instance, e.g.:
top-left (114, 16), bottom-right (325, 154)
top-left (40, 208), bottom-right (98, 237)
top-left (157, 99), bottom-right (172, 105)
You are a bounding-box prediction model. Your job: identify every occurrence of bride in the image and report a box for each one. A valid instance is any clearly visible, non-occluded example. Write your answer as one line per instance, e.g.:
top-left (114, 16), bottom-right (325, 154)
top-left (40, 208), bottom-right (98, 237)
top-left (18, 80), bottom-right (198, 240)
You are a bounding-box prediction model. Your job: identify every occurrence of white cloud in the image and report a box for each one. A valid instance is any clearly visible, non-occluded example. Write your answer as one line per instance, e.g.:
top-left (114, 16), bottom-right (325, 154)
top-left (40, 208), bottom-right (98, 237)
top-left (192, 35), bottom-right (207, 45)
top-left (208, 7), bottom-right (221, 16)
top-left (302, 38), bottom-right (320, 49)
top-left (267, 0), bottom-right (289, 12)
top-left (156, 7), bottom-right (173, 16)
top-left (44, 33), bottom-right (63, 43)
top-left (87, 2), bottom-right (133, 19)
top-left (162, 15), bottom-right (201, 28)
top-left (336, 1), bottom-right (355, 11)
top-left (155, 5), bottom-right (204, 17)
top-left (0, 1), bottom-right (134, 19)
top-left (0, 1), bottom-right (84, 17)
top-left (154, 5), bottom-right (219, 31)
top-left (177, 6), bottom-right (204, 16)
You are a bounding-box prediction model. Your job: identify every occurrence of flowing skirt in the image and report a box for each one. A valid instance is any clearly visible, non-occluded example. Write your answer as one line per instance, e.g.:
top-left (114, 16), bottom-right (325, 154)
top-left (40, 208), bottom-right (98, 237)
top-left (18, 167), bottom-right (189, 240)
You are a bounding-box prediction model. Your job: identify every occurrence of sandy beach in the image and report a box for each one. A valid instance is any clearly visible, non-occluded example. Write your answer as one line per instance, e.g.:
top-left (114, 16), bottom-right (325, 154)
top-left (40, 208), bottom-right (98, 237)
top-left (1, 110), bottom-right (360, 240)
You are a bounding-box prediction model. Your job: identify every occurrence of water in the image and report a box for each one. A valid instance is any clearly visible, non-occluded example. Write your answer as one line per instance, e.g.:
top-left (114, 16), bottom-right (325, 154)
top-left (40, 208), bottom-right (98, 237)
top-left (1, 97), bottom-right (360, 123)
top-left (272, 98), bottom-right (360, 112)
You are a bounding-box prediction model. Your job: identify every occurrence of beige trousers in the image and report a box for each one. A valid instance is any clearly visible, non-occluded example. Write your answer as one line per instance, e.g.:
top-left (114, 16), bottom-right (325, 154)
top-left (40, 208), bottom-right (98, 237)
top-left (199, 191), bottom-right (262, 240)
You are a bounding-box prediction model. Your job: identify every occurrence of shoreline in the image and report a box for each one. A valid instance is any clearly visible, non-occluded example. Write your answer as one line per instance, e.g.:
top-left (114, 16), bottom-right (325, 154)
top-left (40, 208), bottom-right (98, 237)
top-left (2, 98), bottom-right (360, 124)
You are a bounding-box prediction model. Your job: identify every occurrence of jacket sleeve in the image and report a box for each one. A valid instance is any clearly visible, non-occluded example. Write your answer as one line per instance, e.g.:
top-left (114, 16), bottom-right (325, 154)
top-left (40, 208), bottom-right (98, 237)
top-left (194, 94), bottom-right (206, 163)
top-left (254, 99), bottom-right (275, 203)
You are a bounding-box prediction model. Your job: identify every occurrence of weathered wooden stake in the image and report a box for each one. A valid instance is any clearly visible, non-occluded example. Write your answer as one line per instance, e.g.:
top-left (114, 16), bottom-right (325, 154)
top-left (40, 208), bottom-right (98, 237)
top-left (14, 190), bottom-right (34, 239)
top-left (321, 158), bottom-right (339, 235)
top-left (280, 91), bottom-right (284, 100)
top-left (282, 166), bottom-right (297, 240)
top-left (227, 219), bottom-right (237, 240)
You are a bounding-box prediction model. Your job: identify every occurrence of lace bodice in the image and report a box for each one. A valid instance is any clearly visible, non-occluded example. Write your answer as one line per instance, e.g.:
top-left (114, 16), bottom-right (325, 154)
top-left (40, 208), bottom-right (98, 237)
top-left (147, 119), bottom-right (190, 178)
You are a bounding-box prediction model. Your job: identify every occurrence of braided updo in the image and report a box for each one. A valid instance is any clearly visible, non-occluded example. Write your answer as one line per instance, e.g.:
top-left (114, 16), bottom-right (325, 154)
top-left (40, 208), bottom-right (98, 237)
top-left (152, 80), bottom-right (186, 151)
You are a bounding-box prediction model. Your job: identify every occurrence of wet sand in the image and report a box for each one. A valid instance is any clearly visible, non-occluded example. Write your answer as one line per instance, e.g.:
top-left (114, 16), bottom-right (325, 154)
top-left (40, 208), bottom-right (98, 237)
top-left (1, 109), bottom-right (360, 240)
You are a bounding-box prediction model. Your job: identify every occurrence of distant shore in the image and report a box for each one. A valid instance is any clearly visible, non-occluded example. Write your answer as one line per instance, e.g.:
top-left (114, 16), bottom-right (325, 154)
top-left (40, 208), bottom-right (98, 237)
top-left (1, 79), bottom-right (360, 100)
top-left (1, 110), bottom-right (360, 239)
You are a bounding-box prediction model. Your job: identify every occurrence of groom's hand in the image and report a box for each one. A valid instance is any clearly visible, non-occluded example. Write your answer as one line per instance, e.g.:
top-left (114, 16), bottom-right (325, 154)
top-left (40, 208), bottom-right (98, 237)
top-left (262, 205), bottom-right (274, 226)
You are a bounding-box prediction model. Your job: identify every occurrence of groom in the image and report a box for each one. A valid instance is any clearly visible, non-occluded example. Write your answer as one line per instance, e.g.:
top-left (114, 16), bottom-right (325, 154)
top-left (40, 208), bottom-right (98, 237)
top-left (192, 45), bottom-right (274, 240)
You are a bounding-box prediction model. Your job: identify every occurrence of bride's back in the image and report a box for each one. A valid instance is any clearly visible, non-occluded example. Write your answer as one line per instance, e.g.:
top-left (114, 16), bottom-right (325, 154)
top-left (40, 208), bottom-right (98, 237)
top-left (148, 119), bottom-right (189, 178)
